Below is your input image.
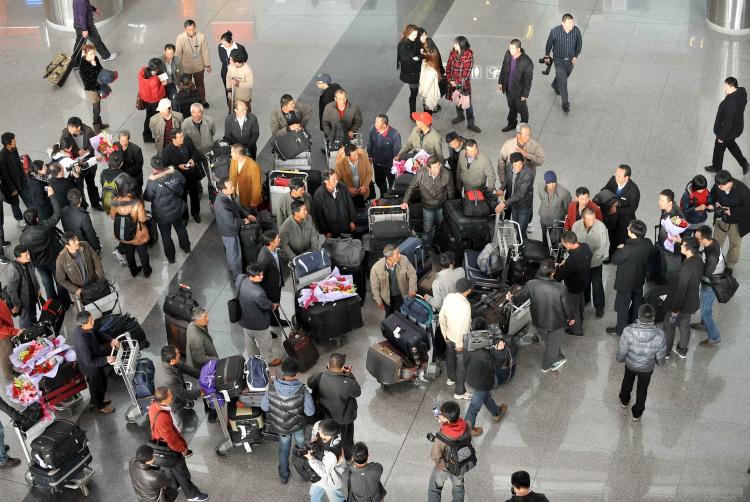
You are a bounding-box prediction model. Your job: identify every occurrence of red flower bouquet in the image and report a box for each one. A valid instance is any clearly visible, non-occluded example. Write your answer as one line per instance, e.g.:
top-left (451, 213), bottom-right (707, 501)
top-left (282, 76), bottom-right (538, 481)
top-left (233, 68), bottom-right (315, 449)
top-left (7, 374), bottom-right (40, 405)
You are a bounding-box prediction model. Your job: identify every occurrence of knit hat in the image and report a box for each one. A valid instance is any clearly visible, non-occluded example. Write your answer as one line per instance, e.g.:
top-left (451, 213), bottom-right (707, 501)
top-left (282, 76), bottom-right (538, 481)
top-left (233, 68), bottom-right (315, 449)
top-left (543, 170), bottom-right (557, 184)
top-left (509, 152), bottom-right (524, 164)
top-left (315, 73), bottom-right (332, 84)
top-left (455, 278), bottom-right (473, 293)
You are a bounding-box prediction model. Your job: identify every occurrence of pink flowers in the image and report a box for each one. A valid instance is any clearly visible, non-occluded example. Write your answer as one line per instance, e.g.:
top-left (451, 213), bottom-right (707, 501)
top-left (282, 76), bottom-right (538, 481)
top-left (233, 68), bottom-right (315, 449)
top-left (7, 375), bottom-right (40, 405)
top-left (90, 131), bottom-right (117, 162)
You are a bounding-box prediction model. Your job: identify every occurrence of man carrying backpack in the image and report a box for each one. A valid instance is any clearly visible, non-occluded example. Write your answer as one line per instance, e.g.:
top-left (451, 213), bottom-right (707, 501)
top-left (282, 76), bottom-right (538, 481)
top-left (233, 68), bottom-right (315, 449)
top-left (428, 400), bottom-right (476, 502)
top-left (345, 442), bottom-right (386, 502)
top-left (100, 151), bottom-right (135, 214)
top-left (110, 184), bottom-right (152, 277)
top-left (261, 357), bottom-right (315, 484)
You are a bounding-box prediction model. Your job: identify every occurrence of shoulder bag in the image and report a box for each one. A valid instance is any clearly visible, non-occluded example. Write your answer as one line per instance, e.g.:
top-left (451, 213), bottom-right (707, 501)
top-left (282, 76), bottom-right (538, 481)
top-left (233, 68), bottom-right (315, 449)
top-left (227, 278), bottom-right (244, 323)
top-left (709, 249), bottom-right (739, 303)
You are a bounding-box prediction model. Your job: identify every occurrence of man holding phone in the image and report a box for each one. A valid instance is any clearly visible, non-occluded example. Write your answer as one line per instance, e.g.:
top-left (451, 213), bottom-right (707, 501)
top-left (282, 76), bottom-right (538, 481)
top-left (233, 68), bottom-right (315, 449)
top-left (307, 353), bottom-right (361, 461)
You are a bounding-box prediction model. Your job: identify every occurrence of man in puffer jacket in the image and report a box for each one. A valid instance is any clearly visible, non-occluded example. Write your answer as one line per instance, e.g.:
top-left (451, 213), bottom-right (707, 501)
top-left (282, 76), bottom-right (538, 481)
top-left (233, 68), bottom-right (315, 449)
top-left (143, 156), bottom-right (190, 263)
top-left (616, 304), bottom-right (667, 421)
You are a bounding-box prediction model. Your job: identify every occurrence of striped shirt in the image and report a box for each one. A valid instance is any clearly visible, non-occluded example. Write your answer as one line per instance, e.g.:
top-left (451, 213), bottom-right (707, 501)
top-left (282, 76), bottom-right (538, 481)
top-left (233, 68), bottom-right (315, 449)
top-left (545, 25), bottom-right (582, 59)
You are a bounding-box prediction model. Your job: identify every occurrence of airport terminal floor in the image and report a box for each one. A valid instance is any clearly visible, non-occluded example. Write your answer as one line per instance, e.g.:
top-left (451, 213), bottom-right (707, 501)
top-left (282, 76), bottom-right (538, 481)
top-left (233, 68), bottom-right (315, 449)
top-left (1, 0), bottom-right (750, 500)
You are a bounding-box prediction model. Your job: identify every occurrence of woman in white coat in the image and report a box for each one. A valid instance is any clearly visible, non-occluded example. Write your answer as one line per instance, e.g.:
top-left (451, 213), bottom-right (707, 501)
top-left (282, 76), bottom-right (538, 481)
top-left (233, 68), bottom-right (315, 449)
top-left (418, 49), bottom-right (443, 114)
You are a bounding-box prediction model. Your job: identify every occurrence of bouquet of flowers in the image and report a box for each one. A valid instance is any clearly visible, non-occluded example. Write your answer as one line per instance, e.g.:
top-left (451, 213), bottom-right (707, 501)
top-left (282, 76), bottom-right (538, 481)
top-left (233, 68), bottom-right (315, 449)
top-left (6, 374), bottom-right (40, 405)
top-left (661, 215), bottom-right (689, 252)
top-left (392, 149), bottom-right (431, 176)
top-left (13, 338), bottom-right (55, 369)
top-left (90, 131), bottom-right (118, 162)
top-left (298, 269), bottom-right (357, 308)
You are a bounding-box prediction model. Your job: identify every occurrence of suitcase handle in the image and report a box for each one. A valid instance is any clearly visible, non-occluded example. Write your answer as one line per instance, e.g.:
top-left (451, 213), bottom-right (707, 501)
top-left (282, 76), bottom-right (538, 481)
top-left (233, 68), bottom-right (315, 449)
top-left (271, 305), bottom-right (291, 340)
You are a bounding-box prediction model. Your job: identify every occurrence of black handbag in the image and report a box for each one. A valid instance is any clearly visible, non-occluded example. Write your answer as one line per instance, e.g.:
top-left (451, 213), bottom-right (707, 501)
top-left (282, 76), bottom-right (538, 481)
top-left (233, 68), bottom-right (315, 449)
top-left (79, 280), bottom-right (111, 305)
top-left (710, 251), bottom-right (739, 303)
top-left (227, 280), bottom-right (244, 323)
top-left (149, 410), bottom-right (182, 468)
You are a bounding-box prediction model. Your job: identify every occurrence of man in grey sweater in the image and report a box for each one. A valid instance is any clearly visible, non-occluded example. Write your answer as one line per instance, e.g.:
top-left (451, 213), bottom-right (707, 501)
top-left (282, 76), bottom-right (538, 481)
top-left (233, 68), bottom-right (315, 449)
top-left (572, 207), bottom-right (610, 318)
top-left (279, 200), bottom-right (321, 260)
top-left (276, 177), bottom-right (312, 228)
top-left (425, 251), bottom-right (464, 310)
top-left (616, 304), bottom-right (666, 421)
top-left (537, 170), bottom-right (570, 247)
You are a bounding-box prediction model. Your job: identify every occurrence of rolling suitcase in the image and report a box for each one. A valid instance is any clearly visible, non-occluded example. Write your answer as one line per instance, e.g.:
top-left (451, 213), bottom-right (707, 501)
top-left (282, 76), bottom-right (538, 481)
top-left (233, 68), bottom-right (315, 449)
top-left (28, 446), bottom-right (92, 488)
top-left (30, 420), bottom-right (88, 469)
top-left (38, 299), bottom-right (66, 335)
top-left (294, 295), bottom-right (363, 343)
top-left (38, 361), bottom-right (82, 395)
top-left (418, 270), bottom-right (437, 296)
top-left (366, 341), bottom-right (413, 385)
top-left (397, 236), bottom-right (432, 278)
top-left (41, 372), bottom-right (87, 408)
top-left (338, 264), bottom-right (366, 304)
top-left (381, 312), bottom-right (430, 365)
top-left (214, 355), bottom-right (246, 398)
top-left (240, 222), bottom-right (263, 268)
top-left (269, 170), bottom-right (308, 216)
top-left (163, 284), bottom-right (198, 322)
top-left (282, 328), bottom-right (319, 372)
top-left (164, 313), bottom-right (188, 354)
top-left (464, 249), bottom-right (505, 290)
top-left (644, 285), bottom-right (669, 324)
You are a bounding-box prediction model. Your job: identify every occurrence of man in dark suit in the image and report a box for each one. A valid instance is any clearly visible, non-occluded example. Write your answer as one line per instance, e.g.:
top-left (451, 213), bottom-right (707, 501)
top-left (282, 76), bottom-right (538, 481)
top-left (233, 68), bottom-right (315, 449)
top-left (215, 177), bottom-right (254, 278)
top-left (601, 164), bottom-right (640, 258)
top-left (224, 101), bottom-right (259, 159)
top-left (60, 117), bottom-right (102, 210)
top-left (498, 39), bottom-right (534, 132)
top-left (705, 77), bottom-right (749, 175)
top-left (663, 237), bottom-right (703, 359)
top-left (70, 311), bottom-right (118, 414)
top-left (256, 229), bottom-right (289, 332)
top-left (606, 220), bottom-right (653, 337)
top-left (114, 131), bottom-right (144, 193)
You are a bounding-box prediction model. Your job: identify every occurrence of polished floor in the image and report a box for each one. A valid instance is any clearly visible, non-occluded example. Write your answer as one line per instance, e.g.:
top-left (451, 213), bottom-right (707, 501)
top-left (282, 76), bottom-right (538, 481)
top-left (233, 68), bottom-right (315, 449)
top-left (1, 0), bottom-right (750, 500)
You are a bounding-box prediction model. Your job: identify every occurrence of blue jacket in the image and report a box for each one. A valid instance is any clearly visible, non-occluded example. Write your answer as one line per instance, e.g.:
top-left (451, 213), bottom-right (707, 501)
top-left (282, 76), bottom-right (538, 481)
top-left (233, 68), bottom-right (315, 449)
top-left (70, 326), bottom-right (112, 376)
top-left (367, 125), bottom-right (401, 167)
top-left (143, 168), bottom-right (186, 223)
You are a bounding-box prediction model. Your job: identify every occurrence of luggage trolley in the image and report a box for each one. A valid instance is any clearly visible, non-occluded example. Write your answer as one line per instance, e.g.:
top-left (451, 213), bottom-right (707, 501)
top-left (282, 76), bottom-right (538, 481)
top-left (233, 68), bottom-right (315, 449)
top-left (464, 214), bottom-right (523, 290)
top-left (326, 133), bottom-right (362, 170)
top-left (268, 170), bottom-right (309, 216)
top-left (14, 414), bottom-right (95, 496)
top-left (403, 296), bottom-right (441, 382)
top-left (109, 332), bottom-right (148, 424)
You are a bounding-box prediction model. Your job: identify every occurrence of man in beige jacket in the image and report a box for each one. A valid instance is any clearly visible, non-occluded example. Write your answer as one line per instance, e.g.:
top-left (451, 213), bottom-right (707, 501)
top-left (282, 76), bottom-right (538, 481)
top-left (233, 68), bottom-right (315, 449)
top-left (148, 99), bottom-right (184, 155)
top-left (370, 244), bottom-right (417, 317)
top-left (175, 19), bottom-right (211, 107)
top-left (439, 278), bottom-right (473, 400)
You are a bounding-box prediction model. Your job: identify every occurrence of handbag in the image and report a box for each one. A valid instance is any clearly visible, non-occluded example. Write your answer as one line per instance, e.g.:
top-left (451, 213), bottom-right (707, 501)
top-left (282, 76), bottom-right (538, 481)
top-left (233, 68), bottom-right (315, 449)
top-left (709, 250), bottom-right (739, 303)
top-left (148, 410), bottom-right (182, 468)
top-left (451, 89), bottom-right (471, 110)
top-left (135, 93), bottom-right (145, 111)
top-left (227, 279), bottom-right (244, 323)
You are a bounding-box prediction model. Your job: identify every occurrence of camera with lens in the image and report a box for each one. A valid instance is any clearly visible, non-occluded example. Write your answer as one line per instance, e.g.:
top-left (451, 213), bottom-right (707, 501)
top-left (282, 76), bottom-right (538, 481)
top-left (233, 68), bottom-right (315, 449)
top-left (539, 56), bottom-right (552, 75)
top-left (64, 157), bottom-right (97, 174)
top-left (463, 323), bottom-right (507, 352)
top-left (714, 205), bottom-right (728, 221)
top-left (426, 432), bottom-right (436, 442)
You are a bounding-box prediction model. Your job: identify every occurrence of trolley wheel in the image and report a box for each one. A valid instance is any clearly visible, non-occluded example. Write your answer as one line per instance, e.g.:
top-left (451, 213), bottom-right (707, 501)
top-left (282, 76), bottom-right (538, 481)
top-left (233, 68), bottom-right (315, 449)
top-left (215, 448), bottom-right (225, 457)
top-left (80, 485), bottom-right (90, 497)
top-left (24, 471), bottom-right (33, 485)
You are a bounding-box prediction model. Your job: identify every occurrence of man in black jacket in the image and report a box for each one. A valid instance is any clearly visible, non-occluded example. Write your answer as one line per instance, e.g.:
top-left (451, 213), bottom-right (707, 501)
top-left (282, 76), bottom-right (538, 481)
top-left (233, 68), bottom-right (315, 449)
top-left (114, 130), bottom-right (145, 192)
top-left (27, 160), bottom-right (53, 221)
top-left (664, 237), bottom-right (703, 359)
top-left (498, 39), bottom-right (534, 132)
top-left (60, 117), bottom-right (102, 210)
top-left (5, 245), bottom-right (42, 328)
top-left (307, 353), bottom-right (361, 461)
top-left (692, 226), bottom-right (723, 347)
top-left (312, 170), bottom-right (356, 238)
top-left (143, 156), bottom-right (190, 264)
top-left (70, 311), bottom-right (117, 414)
top-left (154, 345), bottom-right (202, 431)
top-left (506, 471), bottom-right (549, 502)
top-left (495, 152), bottom-right (534, 239)
top-left (706, 77), bottom-right (749, 175)
top-left (61, 188), bottom-right (101, 254)
top-left (215, 177), bottom-right (253, 277)
top-left (257, 229), bottom-right (289, 330)
top-left (602, 164), bottom-right (640, 257)
top-left (0, 132), bottom-right (32, 224)
top-left (128, 445), bottom-right (178, 502)
top-left (445, 132), bottom-right (466, 193)
top-left (710, 170), bottom-right (750, 269)
top-left (607, 220), bottom-right (653, 336)
top-left (223, 101), bottom-right (259, 159)
top-left (161, 130), bottom-right (204, 223)
top-left (463, 338), bottom-right (509, 437)
top-left (508, 260), bottom-right (573, 372)
top-left (315, 73), bottom-right (342, 132)
top-left (553, 231), bottom-right (592, 336)
top-left (46, 162), bottom-right (78, 209)
top-left (656, 188), bottom-right (686, 283)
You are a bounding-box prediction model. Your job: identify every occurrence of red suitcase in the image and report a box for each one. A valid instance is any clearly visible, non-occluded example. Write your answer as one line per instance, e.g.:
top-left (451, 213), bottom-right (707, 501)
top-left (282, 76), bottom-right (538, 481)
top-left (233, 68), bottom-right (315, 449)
top-left (42, 372), bottom-right (87, 407)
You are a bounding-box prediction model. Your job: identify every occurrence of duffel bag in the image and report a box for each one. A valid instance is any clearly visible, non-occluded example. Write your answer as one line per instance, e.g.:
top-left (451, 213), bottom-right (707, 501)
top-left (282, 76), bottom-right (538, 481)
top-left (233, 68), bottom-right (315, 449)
top-left (274, 130), bottom-right (312, 160)
top-left (133, 358), bottom-right (155, 399)
top-left (323, 235), bottom-right (365, 268)
top-left (292, 445), bottom-right (322, 482)
top-left (163, 284), bottom-right (199, 322)
top-left (462, 190), bottom-right (491, 217)
top-left (79, 280), bottom-right (112, 305)
top-left (400, 296), bottom-right (433, 326)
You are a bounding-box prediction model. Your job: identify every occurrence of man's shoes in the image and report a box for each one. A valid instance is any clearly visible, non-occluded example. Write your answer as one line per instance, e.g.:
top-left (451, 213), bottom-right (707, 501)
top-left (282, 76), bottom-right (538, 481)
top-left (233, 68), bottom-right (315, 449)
top-left (143, 266), bottom-right (153, 278)
top-left (446, 379), bottom-right (455, 386)
top-left (0, 255), bottom-right (9, 265)
top-left (690, 322), bottom-right (705, 331)
top-left (184, 449), bottom-right (193, 457)
top-left (453, 392), bottom-right (473, 400)
top-left (467, 122), bottom-right (482, 133)
top-left (501, 124), bottom-right (516, 133)
top-left (203, 102), bottom-right (210, 109)
top-left (632, 415), bottom-right (641, 422)
top-left (451, 115), bottom-right (465, 125)
top-left (181, 246), bottom-right (191, 254)
top-left (269, 358), bottom-right (283, 367)
top-left (492, 403), bottom-right (508, 423)
top-left (167, 257), bottom-right (176, 264)
top-left (672, 346), bottom-right (688, 359)
top-left (143, 137), bottom-right (155, 144)
top-left (469, 427), bottom-right (483, 437)
top-left (187, 493), bottom-right (209, 502)
top-left (129, 266), bottom-right (143, 277)
top-left (603, 258), bottom-right (611, 264)
top-left (280, 476), bottom-right (289, 485)
top-left (541, 366), bottom-right (553, 373)
top-left (704, 165), bottom-right (720, 173)
top-left (742, 163), bottom-right (749, 175)
top-left (566, 330), bottom-right (584, 337)
top-left (620, 400), bottom-right (628, 408)
top-left (699, 338), bottom-right (721, 347)
top-left (551, 358), bottom-right (567, 372)
top-left (93, 404), bottom-right (115, 414)
top-left (605, 327), bottom-right (618, 335)
top-left (193, 215), bottom-right (202, 224)
top-left (0, 457), bottom-right (21, 468)
top-left (3, 445), bottom-right (8, 452)
top-left (562, 104), bottom-right (570, 114)
top-left (102, 53), bottom-right (117, 62)
top-left (595, 309), bottom-right (604, 318)
top-left (551, 83), bottom-right (560, 95)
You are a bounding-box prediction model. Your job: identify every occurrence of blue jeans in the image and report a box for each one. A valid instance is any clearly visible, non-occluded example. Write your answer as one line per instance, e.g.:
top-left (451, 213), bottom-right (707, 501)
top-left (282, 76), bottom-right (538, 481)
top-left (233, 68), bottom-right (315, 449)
top-left (0, 424), bottom-right (7, 464)
top-left (699, 284), bottom-right (720, 342)
top-left (278, 429), bottom-right (305, 481)
top-left (422, 207), bottom-right (444, 248)
top-left (464, 388), bottom-right (500, 428)
top-left (512, 207), bottom-right (532, 240)
top-left (222, 235), bottom-right (243, 277)
top-left (310, 484), bottom-right (345, 502)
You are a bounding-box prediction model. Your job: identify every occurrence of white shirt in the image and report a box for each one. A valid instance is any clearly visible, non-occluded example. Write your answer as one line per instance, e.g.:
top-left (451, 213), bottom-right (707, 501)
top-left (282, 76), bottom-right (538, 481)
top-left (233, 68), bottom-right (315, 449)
top-left (438, 293), bottom-right (472, 347)
top-left (222, 43), bottom-right (238, 62)
top-left (236, 116), bottom-right (247, 130)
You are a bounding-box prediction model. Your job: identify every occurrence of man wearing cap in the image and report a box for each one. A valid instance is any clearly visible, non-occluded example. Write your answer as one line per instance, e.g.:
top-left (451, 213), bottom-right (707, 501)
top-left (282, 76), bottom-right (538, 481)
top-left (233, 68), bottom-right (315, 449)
top-left (496, 152), bottom-right (534, 238)
top-left (367, 114), bottom-right (402, 195)
top-left (439, 278), bottom-right (474, 400)
top-left (315, 73), bottom-right (342, 132)
top-left (456, 139), bottom-right (495, 194)
top-left (370, 244), bottom-right (417, 317)
top-left (537, 170), bottom-right (571, 247)
top-left (149, 99), bottom-right (185, 156)
top-left (396, 112), bottom-right (443, 161)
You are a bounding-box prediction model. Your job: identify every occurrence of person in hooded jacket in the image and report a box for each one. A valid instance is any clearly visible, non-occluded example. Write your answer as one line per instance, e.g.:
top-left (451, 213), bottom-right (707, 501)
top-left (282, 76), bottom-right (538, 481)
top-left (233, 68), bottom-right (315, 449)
top-left (428, 400), bottom-right (473, 502)
top-left (398, 24), bottom-right (422, 116)
top-left (705, 76), bottom-right (749, 175)
top-left (306, 419), bottom-right (346, 502)
top-left (261, 357), bottom-right (315, 484)
top-left (143, 156), bottom-right (190, 263)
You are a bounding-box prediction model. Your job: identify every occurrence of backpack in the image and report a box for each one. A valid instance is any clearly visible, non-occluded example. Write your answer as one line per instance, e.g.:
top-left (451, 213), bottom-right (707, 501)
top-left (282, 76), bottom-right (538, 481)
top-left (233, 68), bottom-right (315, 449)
top-left (133, 358), bottom-right (155, 398)
top-left (437, 431), bottom-right (477, 477)
top-left (113, 213), bottom-right (137, 241)
top-left (102, 173), bottom-right (127, 213)
top-left (476, 243), bottom-right (504, 276)
top-left (292, 445), bottom-right (322, 483)
top-left (245, 356), bottom-right (269, 392)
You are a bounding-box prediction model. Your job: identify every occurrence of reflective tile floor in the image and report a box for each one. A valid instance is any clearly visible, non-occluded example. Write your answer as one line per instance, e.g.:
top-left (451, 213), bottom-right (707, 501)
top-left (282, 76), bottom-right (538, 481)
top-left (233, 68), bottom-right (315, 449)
top-left (1, 0), bottom-right (750, 500)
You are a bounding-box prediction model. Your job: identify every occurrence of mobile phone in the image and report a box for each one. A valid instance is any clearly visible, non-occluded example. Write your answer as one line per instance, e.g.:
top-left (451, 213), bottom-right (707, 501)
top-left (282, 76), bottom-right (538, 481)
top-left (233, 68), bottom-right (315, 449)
top-left (432, 407), bottom-right (440, 417)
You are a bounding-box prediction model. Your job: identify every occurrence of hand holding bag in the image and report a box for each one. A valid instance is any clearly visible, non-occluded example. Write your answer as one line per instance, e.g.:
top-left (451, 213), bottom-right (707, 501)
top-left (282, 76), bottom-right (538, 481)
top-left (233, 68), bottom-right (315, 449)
top-left (710, 249), bottom-right (739, 303)
top-left (135, 93), bottom-right (145, 111)
top-left (227, 280), bottom-right (244, 323)
top-left (451, 88), bottom-right (471, 110)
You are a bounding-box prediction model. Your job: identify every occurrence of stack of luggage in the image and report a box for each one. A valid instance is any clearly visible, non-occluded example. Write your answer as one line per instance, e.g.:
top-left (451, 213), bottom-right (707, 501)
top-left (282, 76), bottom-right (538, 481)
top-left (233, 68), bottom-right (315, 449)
top-left (96, 312), bottom-right (149, 349)
top-left (77, 280), bottom-right (121, 321)
top-left (205, 139), bottom-right (232, 205)
top-left (470, 285), bottom-right (532, 340)
top-left (163, 284), bottom-right (199, 354)
top-left (435, 199), bottom-right (493, 264)
top-left (268, 170), bottom-right (309, 217)
top-left (362, 205), bottom-right (412, 273)
top-left (27, 419), bottom-right (93, 493)
top-left (274, 130), bottom-right (313, 170)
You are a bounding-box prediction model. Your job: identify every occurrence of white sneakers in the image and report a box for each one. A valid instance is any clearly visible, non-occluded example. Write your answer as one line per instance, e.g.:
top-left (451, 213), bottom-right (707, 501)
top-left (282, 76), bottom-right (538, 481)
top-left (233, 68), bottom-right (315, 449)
top-left (102, 53), bottom-right (117, 62)
top-left (112, 249), bottom-right (127, 266)
top-left (446, 379), bottom-right (455, 386)
top-left (453, 392), bottom-right (473, 400)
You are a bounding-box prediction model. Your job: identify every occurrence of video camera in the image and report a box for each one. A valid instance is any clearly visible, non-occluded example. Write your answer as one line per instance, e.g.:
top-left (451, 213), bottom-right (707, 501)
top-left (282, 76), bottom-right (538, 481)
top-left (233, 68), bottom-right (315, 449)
top-left (64, 156), bottom-right (97, 175)
top-left (538, 56), bottom-right (552, 75)
top-left (463, 324), bottom-right (509, 352)
top-left (714, 205), bottom-right (728, 221)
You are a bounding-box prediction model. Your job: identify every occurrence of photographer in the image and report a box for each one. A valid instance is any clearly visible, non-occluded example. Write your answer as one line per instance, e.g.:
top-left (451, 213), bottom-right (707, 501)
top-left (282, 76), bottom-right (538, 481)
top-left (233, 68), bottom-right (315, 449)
top-left (427, 400), bottom-right (475, 502)
top-left (710, 169), bottom-right (750, 269)
top-left (306, 419), bottom-right (345, 502)
top-left (463, 335), bottom-right (509, 437)
top-left (60, 116), bottom-right (102, 211)
top-left (46, 161), bottom-right (79, 209)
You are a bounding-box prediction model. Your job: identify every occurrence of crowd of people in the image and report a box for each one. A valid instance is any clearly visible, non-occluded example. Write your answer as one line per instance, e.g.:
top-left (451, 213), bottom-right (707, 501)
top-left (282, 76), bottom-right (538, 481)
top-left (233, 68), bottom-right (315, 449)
top-left (0, 1), bottom-right (747, 501)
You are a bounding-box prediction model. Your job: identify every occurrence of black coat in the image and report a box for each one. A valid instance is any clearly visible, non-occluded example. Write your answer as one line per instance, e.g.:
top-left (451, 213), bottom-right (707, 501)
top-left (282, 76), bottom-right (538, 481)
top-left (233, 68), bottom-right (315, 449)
top-left (602, 176), bottom-right (640, 222)
top-left (397, 39), bottom-right (421, 85)
top-left (554, 243), bottom-right (592, 294)
top-left (318, 83), bottom-right (341, 131)
top-left (514, 276), bottom-right (572, 331)
top-left (128, 458), bottom-right (175, 502)
top-left (498, 50), bottom-right (534, 98)
top-left (19, 198), bottom-right (62, 269)
top-left (28, 176), bottom-right (53, 220)
top-left (60, 124), bottom-right (96, 157)
top-left (142, 168), bottom-right (186, 223)
top-left (307, 369), bottom-right (361, 424)
top-left (161, 136), bottom-right (203, 182)
top-left (61, 205), bottom-right (101, 252)
top-left (224, 113), bottom-right (259, 156)
top-left (665, 254), bottom-right (703, 314)
top-left (711, 177), bottom-right (750, 237)
top-left (714, 87), bottom-right (747, 141)
top-left (464, 347), bottom-right (506, 392)
top-left (257, 246), bottom-right (284, 303)
top-left (218, 42), bottom-right (246, 88)
top-left (113, 142), bottom-right (144, 189)
top-left (0, 146), bottom-right (26, 198)
top-left (79, 56), bottom-right (101, 91)
top-left (49, 176), bottom-right (78, 209)
top-left (611, 237), bottom-right (653, 292)
top-left (312, 183), bottom-right (355, 237)
top-left (214, 191), bottom-right (248, 238)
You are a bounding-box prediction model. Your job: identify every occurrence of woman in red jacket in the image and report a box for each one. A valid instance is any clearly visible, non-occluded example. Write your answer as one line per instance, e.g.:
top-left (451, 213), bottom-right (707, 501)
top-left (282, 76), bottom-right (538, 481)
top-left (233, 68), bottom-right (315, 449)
top-left (446, 36), bottom-right (481, 133)
top-left (138, 58), bottom-right (166, 144)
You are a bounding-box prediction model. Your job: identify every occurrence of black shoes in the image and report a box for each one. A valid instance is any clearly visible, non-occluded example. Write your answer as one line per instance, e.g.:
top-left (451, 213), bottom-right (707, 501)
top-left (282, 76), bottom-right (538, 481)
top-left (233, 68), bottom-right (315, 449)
top-left (181, 246), bottom-right (191, 254)
top-left (467, 122), bottom-right (482, 133)
top-left (605, 327), bottom-right (618, 335)
top-left (562, 104), bottom-right (570, 114)
top-left (0, 457), bottom-right (21, 469)
top-left (672, 346), bottom-right (688, 359)
top-left (595, 309), bottom-right (604, 318)
top-left (193, 215), bottom-right (202, 224)
top-left (743, 163), bottom-right (749, 175)
top-left (704, 165), bottom-right (719, 173)
top-left (91, 204), bottom-right (104, 212)
top-left (2, 240), bottom-right (10, 246)
top-left (130, 266), bottom-right (143, 277)
top-left (0, 255), bottom-right (9, 265)
top-left (502, 124), bottom-right (516, 132)
top-left (203, 102), bottom-right (210, 109)
top-left (143, 266), bottom-right (153, 278)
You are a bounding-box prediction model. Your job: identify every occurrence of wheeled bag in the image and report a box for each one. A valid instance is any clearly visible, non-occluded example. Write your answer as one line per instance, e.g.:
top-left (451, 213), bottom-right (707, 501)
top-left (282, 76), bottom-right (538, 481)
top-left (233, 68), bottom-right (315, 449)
top-left (464, 249), bottom-right (505, 290)
top-left (164, 313), bottom-right (188, 355)
top-left (366, 341), bottom-right (414, 385)
top-left (41, 372), bottom-right (87, 408)
top-left (381, 312), bottom-right (430, 365)
top-left (39, 299), bottom-right (66, 335)
top-left (295, 295), bottom-right (363, 343)
top-left (28, 445), bottom-right (92, 488)
top-left (227, 400), bottom-right (264, 446)
top-left (436, 200), bottom-right (492, 258)
top-left (283, 328), bottom-right (320, 372)
top-left (38, 361), bottom-right (83, 395)
top-left (163, 284), bottom-right (198, 322)
top-left (274, 130), bottom-right (312, 161)
top-left (30, 420), bottom-right (88, 469)
top-left (397, 236), bottom-right (432, 278)
top-left (214, 355), bottom-right (247, 398)
top-left (644, 285), bottom-right (669, 324)
top-left (522, 238), bottom-right (551, 263)
top-left (240, 222), bottom-right (263, 268)
top-left (79, 280), bottom-right (111, 305)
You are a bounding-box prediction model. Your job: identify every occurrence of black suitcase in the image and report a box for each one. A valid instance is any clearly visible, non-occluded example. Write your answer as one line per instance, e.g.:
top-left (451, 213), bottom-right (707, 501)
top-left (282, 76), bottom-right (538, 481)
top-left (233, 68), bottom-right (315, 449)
top-left (38, 361), bottom-right (83, 395)
top-left (30, 420), bottom-right (87, 469)
top-left (274, 130), bottom-right (312, 160)
top-left (12, 321), bottom-right (55, 346)
top-left (644, 285), bottom-right (669, 324)
top-left (29, 445), bottom-right (92, 488)
top-left (366, 341), bottom-right (412, 385)
top-left (240, 222), bottom-right (263, 269)
top-left (381, 312), bottom-right (430, 364)
top-left (163, 285), bottom-right (198, 322)
top-left (522, 239), bottom-right (551, 263)
top-left (146, 213), bottom-right (159, 247)
top-left (227, 401), bottom-right (264, 444)
top-left (79, 280), bottom-right (111, 305)
top-left (338, 264), bottom-right (367, 304)
top-left (437, 200), bottom-right (492, 257)
top-left (387, 172), bottom-right (416, 199)
top-left (214, 355), bottom-right (246, 397)
top-left (165, 313), bottom-right (188, 354)
top-left (295, 295), bottom-right (363, 343)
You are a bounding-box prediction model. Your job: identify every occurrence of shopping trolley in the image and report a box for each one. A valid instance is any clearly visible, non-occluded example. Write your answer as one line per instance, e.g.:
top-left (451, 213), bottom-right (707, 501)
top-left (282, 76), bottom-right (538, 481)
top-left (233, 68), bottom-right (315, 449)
top-left (110, 332), bottom-right (149, 424)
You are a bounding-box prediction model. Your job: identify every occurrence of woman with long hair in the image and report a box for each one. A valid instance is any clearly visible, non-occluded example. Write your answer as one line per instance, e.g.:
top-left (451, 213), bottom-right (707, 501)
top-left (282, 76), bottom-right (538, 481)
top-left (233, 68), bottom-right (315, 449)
top-left (397, 24), bottom-right (421, 117)
top-left (445, 36), bottom-right (481, 132)
top-left (418, 27), bottom-right (446, 98)
top-left (137, 58), bottom-right (166, 143)
top-left (79, 45), bottom-right (108, 131)
top-left (418, 49), bottom-right (443, 113)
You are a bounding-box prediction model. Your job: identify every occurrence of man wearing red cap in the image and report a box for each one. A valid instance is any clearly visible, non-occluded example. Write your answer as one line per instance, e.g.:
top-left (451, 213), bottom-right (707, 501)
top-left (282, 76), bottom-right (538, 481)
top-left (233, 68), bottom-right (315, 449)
top-left (396, 112), bottom-right (443, 161)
